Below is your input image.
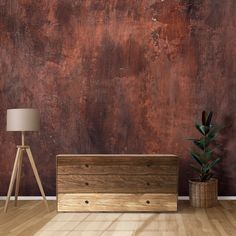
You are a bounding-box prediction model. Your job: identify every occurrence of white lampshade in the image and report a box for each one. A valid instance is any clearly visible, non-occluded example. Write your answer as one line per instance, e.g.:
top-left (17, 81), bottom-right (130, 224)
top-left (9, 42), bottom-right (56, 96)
top-left (7, 108), bottom-right (40, 131)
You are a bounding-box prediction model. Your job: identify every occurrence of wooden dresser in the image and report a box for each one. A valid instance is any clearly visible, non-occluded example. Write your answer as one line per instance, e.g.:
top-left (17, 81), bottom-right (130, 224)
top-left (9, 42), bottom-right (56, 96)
top-left (57, 154), bottom-right (179, 212)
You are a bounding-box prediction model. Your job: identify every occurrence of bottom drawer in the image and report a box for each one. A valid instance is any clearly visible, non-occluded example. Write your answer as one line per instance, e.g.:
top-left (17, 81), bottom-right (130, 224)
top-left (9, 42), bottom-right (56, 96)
top-left (57, 193), bottom-right (177, 212)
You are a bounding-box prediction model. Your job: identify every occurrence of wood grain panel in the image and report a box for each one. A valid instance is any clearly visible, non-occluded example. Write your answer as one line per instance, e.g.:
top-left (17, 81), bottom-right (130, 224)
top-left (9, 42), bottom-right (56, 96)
top-left (2, 201), bottom-right (236, 235)
top-left (57, 155), bottom-right (178, 175)
top-left (58, 162), bottom-right (178, 175)
top-left (57, 163), bottom-right (178, 175)
top-left (57, 174), bottom-right (177, 193)
top-left (57, 155), bottom-right (178, 165)
top-left (56, 154), bottom-right (179, 211)
top-left (57, 193), bottom-right (177, 212)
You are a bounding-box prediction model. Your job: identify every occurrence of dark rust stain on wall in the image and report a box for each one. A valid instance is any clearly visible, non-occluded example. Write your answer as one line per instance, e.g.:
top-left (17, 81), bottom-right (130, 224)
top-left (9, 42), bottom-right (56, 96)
top-left (0, 0), bottom-right (236, 196)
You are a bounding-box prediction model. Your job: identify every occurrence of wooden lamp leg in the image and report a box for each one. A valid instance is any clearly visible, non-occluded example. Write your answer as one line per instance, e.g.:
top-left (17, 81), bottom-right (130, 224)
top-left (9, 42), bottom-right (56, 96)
top-left (26, 147), bottom-right (49, 211)
top-left (4, 148), bottom-right (21, 213)
top-left (14, 149), bottom-right (23, 206)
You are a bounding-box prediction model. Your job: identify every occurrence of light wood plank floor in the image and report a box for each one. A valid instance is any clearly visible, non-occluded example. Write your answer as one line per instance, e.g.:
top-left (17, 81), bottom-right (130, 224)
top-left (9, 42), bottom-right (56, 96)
top-left (0, 201), bottom-right (236, 236)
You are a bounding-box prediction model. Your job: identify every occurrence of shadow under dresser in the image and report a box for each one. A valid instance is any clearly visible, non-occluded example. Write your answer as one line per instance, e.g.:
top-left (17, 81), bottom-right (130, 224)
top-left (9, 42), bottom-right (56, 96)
top-left (56, 154), bottom-right (179, 212)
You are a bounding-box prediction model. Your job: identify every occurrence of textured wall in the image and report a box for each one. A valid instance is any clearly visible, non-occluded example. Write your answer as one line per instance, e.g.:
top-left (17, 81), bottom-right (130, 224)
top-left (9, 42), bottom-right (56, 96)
top-left (0, 0), bottom-right (236, 196)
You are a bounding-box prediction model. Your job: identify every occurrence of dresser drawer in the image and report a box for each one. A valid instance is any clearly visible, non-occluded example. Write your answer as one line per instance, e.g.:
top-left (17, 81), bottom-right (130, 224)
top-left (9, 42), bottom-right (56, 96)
top-left (57, 155), bottom-right (178, 175)
top-left (56, 154), bottom-right (179, 212)
top-left (57, 175), bottom-right (177, 193)
top-left (58, 193), bottom-right (177, 212)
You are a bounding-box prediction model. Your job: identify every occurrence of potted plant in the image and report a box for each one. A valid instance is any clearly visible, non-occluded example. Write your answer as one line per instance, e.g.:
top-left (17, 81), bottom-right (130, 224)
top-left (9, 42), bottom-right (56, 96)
top-left (187, 111), bottom-right (221, 208)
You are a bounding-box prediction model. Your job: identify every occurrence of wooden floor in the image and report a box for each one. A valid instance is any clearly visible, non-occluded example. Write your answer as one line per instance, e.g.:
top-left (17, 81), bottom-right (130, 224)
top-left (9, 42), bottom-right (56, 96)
top-left (0, 201), bottom-right (236, 236)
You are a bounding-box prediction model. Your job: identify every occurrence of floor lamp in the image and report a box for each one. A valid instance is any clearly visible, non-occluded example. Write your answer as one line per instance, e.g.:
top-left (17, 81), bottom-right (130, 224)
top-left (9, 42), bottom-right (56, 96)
top-left (4, 108), bottom-right (48, 213)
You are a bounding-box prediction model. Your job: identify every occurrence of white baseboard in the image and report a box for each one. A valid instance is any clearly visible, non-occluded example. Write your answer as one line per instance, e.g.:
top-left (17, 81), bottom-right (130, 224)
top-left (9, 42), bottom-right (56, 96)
top-left (0, 196), bottom-right (236, 200)
top-left (178, 196), bottom-right (189, 200)
top-left (0, 196), bottom-right (56, 200)
top-left (178, 196), bottom-right (236, 200)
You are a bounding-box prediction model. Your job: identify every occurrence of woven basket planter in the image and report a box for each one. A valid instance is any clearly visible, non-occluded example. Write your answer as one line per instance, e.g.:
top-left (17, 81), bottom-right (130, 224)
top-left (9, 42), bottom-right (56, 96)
top-left (189, 178), bottom-right (218, 208)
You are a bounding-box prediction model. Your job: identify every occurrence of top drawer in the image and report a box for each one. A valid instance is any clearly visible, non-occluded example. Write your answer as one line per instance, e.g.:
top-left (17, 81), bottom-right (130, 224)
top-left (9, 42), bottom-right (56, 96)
top-left (57, 155), bottom-right (179, 175)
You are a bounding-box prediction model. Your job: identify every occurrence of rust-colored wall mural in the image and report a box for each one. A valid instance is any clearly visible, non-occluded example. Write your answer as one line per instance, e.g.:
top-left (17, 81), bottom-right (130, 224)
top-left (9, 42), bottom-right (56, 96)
top-left (0, 0), bottom-right (236, 196)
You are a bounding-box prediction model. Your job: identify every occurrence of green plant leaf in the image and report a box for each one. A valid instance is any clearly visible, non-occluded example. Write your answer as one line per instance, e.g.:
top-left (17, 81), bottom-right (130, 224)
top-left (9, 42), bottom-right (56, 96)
top-left (202, 149), bottom-right (213, 162)
top-left (201, 173), bottom-right (213, 181)
top-left (190, 164), bottom-right (201, 173)
top-left (202, 137), bottom-right (211, 147)
top-left (195, 123), bottom-right (210, 135)
top-left (206, 111), bottom-right (213, 126)
top-left (204, 158), bottom-right (221, 172)
top-left (190, 150), bottom-right (203, 166)
top-left (206, 173), bottom-right (213, 181)
top-left (193, 140), bottom-right (204, 150)
top-left (202, 111), bottom-right (206, 125)
top-left (195, 123), bottom-right (204, 135)
top-left (193, 137), bottom-right (211, 150)
top-left (207, 126), bottom-right (221, 140)
top-left (208, 158), bottom-right (221, 169)
top-left (185, 138), bottom-right (197, 141)
top-left (187, 111), bottom-right (221, 182)
top-left (202, 164), bottom-right (210, 173)
top-left (186, 137), bottom-right (209, 151)
top-left (191, 150), bottom-right (208, 164)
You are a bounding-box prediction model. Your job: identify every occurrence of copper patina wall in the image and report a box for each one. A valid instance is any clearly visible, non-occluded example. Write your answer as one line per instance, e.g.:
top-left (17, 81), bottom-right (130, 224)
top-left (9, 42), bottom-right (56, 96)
top-left (0, 0), bottom-right (236, 196)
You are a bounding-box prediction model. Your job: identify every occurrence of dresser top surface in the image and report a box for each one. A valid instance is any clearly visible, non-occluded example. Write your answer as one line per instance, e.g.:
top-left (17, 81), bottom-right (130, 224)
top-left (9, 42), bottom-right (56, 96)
top-left (57, 154), bottom-right (178, 158)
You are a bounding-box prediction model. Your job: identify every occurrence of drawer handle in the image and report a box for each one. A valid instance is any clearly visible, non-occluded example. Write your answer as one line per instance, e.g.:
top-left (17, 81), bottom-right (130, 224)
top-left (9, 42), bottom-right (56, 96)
top-left (146, 182), bottom-right (150, 186)
top-left (146, 200), bottom-right (150, 204)
top-left (146, 164), bottom-right (151, 167)
top-left (85, 200), bottom-right (89, 204)
top-left (85, 164), bottom-right (89, 168)
top-left (85, 182), bottom-right (89, 186)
